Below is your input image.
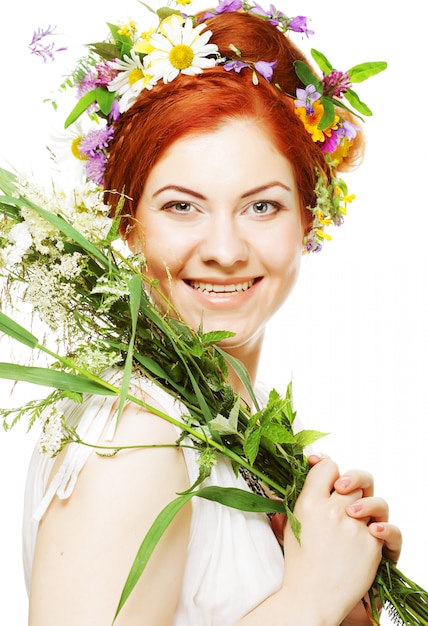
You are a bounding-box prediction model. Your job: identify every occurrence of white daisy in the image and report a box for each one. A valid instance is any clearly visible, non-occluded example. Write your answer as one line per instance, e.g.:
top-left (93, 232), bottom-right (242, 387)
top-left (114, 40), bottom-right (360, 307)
top-left (49, 119), bottom-right (90, 184)
top-left (108, 49), bottom-right (156, 113)
top-left (144, 15), bottom-right (219, 84)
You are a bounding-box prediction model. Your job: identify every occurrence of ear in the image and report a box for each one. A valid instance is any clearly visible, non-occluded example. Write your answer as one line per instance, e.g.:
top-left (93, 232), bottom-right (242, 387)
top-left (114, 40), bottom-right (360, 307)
top-left (126, 223), bottom-right (145, 253)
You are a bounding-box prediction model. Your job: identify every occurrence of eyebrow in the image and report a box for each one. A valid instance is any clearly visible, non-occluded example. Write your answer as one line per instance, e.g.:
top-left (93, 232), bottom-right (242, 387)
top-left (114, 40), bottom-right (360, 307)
top-left (153, 182), bottom-right (292, 199)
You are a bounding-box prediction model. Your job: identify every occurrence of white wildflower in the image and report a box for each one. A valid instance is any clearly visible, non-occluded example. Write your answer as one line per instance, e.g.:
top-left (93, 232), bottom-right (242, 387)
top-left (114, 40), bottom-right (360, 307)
top-left (91, 272), bottom-right (131, 312)
top-left (39, 405), bottom-right (66, 457)
top-left (144, 15), bottom-right (218, 84)
top-left (0, 221), bottom-right (33, 268)
top-left (72, 344), bottom-right (122, 374)
top-left (108, 49), bottom-right (157, 113)
top-left (57, 252), bottom-right (84, 280)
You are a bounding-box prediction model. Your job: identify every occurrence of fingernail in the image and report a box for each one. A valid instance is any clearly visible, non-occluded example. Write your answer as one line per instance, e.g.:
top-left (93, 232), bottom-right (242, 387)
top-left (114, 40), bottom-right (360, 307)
top-left (346, 502), bottom-right (362, 514)
top-left (309, 452), bottom-right (324, 460)
top-left (336, 476), bottom-right (351, 489)
top-left (373, 523), bottom-right (385, 533)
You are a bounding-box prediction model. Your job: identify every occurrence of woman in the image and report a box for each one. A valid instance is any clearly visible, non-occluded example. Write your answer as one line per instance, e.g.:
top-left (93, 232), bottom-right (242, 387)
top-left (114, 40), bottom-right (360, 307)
top-left (23, 3), bottom-right (402, 625)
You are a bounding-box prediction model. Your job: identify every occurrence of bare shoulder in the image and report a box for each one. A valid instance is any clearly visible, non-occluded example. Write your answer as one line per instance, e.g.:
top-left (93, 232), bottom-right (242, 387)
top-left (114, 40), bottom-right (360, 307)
top-left (29, 401), bottom-right (191, 626)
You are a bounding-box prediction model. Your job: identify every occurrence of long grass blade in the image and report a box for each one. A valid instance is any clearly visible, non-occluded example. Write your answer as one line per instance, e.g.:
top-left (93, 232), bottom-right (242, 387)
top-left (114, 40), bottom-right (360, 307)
top-left (0, 363), bottom-right (118, 396)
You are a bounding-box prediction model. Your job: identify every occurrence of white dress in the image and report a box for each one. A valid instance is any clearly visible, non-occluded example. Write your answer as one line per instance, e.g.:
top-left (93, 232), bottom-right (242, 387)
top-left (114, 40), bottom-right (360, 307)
top-left (23, 369), bottom-right (284, 625)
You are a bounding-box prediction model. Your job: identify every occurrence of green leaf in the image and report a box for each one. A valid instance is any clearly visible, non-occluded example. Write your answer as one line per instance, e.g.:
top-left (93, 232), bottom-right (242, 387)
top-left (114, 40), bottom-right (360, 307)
top-left (294, 429), bottom-right (328, 448)
top-left (244, 428), bottom-right (262, 465)
top-left (318, 97), bottom-right (336, 130)
top-left (115, 274), bottom-right (142, 424)
top-left (0, 364), bottom-right (118, 395)
top-left (0, 200), bottom-right (22, 221)
top-left (157, 7), bottom-right (181, 19)
top-left (107, 22), bottom-right (133, 47)
top-left (216, 347), bottom-right (260, 412)
top-left (311, 48), bottom-right (333, 75)
top-left (87, 41), bottom-right (119, 62)
top-left (137, 355), bottom-right (170, 379)
top-left (0, 312), bottom-right (39, 349)
top-left (0, 167), bottom-right (18, 196)
top-left (293, 60), bottom-right (321, 89)
top-left (261, 423), bottom-right (295, 444)
top-left (64, 89), bottom-right (99, 128)
top-left (200, 330), bottom-right (235, 346)
top-left (114, 486), bottom-right (285, 621)
top-left (64, 87), bottom-right (115, 127)
top-left (137, 1), bottom-right (158, 15)
top-left (210, 396), bottom-right (240, 436)
top-left (181, 359), bottom-right (215, 427)
top-left (196, 486), bottom-right (285, 514)
top-left (285, 504), bottom-right (302, 544)
top-left (114, 493), bottom-right (194, 621)
top-left (95, 88), bottom-right (116, 116)
top-left (348, 61), bottom-right (387, 83)
top-left (344, 88), bottom-right (373, 116)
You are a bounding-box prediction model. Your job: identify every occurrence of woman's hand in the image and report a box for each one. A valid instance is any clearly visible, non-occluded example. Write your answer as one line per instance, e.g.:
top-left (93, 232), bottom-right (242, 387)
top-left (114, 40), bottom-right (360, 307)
top-left (334, 467), bottom-right (402, 564)
top-left (273, 455), bottom-right (392, 625)
top-left (332, 463), bottom-right (402, 623)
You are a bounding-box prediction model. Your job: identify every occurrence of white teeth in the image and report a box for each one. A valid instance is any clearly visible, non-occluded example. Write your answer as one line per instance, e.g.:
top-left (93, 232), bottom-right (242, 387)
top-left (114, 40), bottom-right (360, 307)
top-left (189, 280), bottom-right (255, 293)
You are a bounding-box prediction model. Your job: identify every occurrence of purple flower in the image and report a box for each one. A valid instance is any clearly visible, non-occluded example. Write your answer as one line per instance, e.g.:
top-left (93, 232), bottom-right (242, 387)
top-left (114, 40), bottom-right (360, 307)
top-left (224, 60), bottom-right (250, 73)
top-left (305, 240), bottom-right (322, 253)
top-left (249, 3), bottom-right (285, 27)
top-left (85, 152), bottom-right (107, 186)
top-left (254, 60), bottom-right (277, 82)
top-left (287, 16), bottom-right (314, 37)
top-left (295, 85), bottom-right (321, 113)
top-left (79, 127), bottom-right (114, 157)
top-left (95, 61), bottom-right (118, 88)
top-left (321, 132), bottom-right (340, 154)
top-left (29, 25), bottom-right (67, 62)
top-left (342, 120), bottom-right (359, 141)
top-left (108, 99), bottom-right (121, 122)
top-left (202, 0), bottom-right (242, 19)
top-left (322, 70), bottom-right (351, 98)
top-left (77, 69), bottom-right (98, 99)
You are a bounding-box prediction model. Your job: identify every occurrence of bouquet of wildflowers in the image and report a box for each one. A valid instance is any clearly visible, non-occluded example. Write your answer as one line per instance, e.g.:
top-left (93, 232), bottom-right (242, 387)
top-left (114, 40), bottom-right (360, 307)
top-left (1, 168), bottom-right (428, 624)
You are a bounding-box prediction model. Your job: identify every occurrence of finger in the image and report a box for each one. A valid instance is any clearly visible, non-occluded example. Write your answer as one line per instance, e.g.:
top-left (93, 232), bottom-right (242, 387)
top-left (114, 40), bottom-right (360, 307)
top-left (346, 496), bottom-right (389, 523)
top-left (307, 452), bottom-right (330, 467)
top-left (334, 469), bottom-right (374, 497)
top-left (369, 522), bottom-right (402, 563)
top-left (270, 513), bottom-right (287, 545)
top-left (302, 457), bottom-right (340, 498)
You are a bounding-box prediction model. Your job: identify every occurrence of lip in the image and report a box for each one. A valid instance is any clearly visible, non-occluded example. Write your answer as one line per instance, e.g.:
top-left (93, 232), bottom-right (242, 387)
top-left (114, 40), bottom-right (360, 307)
top-left (183, 277), bottom-right (263, 308)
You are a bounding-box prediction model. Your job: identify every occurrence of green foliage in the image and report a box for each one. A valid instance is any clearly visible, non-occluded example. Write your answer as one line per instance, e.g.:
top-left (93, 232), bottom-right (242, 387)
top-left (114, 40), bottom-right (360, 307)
top-left (0, 166), bottom-right (425, 626)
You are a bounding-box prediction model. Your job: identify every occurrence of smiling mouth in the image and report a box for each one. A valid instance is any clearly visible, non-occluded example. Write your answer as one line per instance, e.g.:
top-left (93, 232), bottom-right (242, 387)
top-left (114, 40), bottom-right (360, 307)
top-left (186, 278), bottom-right (260, 294)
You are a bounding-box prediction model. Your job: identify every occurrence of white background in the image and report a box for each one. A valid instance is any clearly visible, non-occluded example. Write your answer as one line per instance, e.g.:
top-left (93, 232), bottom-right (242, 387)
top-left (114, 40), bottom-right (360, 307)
top-left (1, 1), bottom-right (427, 623)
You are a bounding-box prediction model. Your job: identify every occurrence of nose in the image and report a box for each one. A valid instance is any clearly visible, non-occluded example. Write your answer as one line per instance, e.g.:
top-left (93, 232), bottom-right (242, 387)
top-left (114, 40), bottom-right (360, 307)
top-left (198, 213), bottom-right (249, 267)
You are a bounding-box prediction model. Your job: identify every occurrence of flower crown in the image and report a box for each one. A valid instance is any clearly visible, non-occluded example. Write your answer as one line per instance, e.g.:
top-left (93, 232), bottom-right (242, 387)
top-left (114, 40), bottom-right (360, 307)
top-left (35, 0), bottom-right (387, 252)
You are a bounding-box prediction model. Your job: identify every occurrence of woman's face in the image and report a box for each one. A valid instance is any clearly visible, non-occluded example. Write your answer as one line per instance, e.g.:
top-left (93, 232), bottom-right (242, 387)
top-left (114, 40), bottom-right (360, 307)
top-left (130, 118), bottom-right (303, 350)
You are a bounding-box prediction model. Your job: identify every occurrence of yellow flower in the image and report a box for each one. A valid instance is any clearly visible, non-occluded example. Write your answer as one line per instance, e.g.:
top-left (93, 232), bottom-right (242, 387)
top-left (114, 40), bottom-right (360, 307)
top-left (175, 0), bottom-right (192, 5)
top-left (315, 229), bottom-right (332, 241)
top-left (134, 28), bottom-right (156, 54)
top-left (315, 210), bottom-right (331, 226)
top-left (118, 21), bottom-right (138, 39)
top-left (70, 136), bottom-right (87, 161)
top-left (330, 136), bottom-right (353, 167)
top-left (294, 100), bottom-right (326, 143)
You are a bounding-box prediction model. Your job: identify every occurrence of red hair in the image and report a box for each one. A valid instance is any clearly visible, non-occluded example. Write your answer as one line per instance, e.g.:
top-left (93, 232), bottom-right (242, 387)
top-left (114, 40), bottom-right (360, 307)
top-left (104, 11), bottom-right (364, 236)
